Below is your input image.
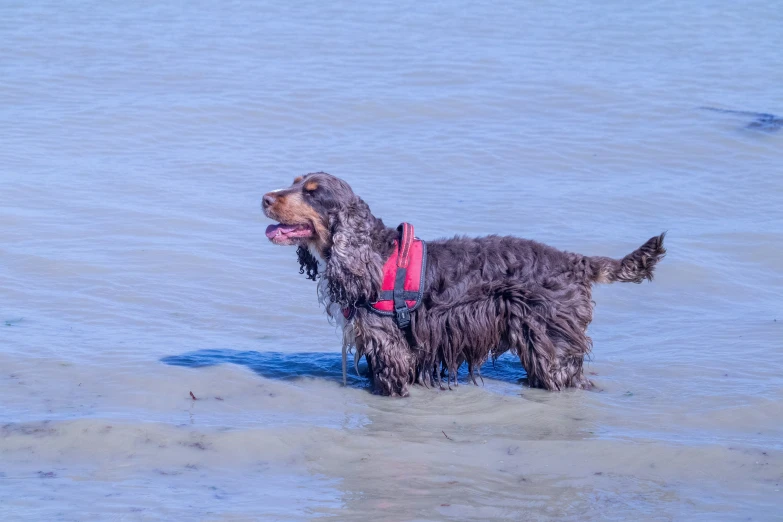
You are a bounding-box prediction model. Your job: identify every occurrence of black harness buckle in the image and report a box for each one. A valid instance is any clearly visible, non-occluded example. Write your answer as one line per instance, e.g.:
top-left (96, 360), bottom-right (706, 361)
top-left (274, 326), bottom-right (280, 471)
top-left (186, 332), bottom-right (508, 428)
top-left (394, 305), bottom-right (411, 329)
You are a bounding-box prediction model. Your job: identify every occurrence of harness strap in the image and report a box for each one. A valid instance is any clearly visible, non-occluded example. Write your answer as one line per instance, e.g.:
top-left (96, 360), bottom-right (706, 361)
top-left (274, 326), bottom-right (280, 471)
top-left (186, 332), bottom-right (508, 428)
top-left (376, 290), bottom-right (419, 301)
top-left (393, 223), bottom-right (414, 328)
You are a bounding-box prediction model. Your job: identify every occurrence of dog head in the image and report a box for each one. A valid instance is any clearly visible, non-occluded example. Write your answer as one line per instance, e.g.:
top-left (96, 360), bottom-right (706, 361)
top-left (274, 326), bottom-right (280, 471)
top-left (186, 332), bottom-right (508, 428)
top-left (262, 172), bottom-right (356, 257)
top-left (262, 172), bottom-right (387, 305)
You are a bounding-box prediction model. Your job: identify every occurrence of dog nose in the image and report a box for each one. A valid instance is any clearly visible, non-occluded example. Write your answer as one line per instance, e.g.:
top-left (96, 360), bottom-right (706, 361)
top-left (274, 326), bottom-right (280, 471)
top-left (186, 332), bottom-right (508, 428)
top-left (262, 193), bottom-right (276, 208)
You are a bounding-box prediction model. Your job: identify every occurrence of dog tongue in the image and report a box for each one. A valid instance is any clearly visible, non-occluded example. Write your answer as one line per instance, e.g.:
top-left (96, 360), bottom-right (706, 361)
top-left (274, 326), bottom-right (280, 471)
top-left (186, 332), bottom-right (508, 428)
top-left (265, 224), bottom-right (299, 240)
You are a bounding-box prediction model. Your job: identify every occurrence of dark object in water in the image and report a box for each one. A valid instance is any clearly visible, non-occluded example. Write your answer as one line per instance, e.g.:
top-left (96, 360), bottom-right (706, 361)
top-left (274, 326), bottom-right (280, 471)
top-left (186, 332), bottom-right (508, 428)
top-left (700, 107), bottom-right (782, 132)
top-left (189, 391), bottom-right (197, 400)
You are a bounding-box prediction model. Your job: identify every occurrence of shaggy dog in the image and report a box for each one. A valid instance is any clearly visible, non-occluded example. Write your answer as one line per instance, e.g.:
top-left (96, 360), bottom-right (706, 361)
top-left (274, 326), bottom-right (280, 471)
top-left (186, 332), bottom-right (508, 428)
top-left (262, 172), bottom-right (665, 397)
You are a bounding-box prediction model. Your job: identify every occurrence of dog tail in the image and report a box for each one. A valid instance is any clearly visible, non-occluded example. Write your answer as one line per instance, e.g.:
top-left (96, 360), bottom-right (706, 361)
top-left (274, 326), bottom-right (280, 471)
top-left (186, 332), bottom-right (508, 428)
top-left (588, 233), bottom-right (666, 284)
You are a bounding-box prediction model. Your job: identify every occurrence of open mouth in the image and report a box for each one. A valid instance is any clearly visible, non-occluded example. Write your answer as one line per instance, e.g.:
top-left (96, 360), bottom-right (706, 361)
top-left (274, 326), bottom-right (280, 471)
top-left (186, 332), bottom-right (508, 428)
top-left (265, 223), bottom-right (315, 245)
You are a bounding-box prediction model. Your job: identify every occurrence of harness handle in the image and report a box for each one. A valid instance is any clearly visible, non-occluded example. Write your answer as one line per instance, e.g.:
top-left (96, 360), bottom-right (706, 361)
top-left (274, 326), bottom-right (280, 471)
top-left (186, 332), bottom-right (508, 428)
top-left (396, 223), bottom-right (414, 269)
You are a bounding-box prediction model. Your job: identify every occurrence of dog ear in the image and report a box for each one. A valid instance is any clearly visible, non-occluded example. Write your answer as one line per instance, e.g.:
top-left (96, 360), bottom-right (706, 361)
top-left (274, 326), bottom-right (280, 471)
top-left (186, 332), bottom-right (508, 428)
top-left (324, 197), bottom-right (384, 306)
top-left (296, 246), bottom-right (319, 281)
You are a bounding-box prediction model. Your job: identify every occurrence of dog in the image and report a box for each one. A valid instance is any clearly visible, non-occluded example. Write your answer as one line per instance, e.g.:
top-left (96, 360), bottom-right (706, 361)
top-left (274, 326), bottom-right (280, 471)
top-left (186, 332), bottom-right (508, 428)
top-left (262, 172), bottom-right (665, 397)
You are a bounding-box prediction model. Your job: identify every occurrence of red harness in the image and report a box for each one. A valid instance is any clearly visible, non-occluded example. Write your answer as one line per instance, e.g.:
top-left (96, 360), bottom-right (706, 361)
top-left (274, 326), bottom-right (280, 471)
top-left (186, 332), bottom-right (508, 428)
top-left (343, 222), bottom-right (427, 329)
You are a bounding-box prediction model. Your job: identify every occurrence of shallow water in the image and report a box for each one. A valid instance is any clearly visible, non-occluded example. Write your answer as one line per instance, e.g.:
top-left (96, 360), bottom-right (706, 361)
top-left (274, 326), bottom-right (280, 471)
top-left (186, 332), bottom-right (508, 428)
top-left (1, 0), bottom-right (782, 520)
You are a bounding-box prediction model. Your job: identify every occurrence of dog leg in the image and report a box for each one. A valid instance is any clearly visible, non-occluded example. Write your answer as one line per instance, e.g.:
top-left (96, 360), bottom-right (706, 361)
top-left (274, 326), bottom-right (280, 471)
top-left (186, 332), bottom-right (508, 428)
top-left (467, 360), bottom-right (478, 386)
top-left (476, 366), bottom-right (485, 386)
top-left (434, 363), bottom-right (445, 390)
top-left (360, 329), bottom-right (415, 397)
top-left (510, 324), bottom-right (592, 390)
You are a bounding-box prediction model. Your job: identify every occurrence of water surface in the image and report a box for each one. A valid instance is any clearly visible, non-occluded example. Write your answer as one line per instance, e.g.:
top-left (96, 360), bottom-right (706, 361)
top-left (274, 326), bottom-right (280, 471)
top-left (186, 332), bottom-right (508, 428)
top-left (1, 0), bottom-right (782, 519)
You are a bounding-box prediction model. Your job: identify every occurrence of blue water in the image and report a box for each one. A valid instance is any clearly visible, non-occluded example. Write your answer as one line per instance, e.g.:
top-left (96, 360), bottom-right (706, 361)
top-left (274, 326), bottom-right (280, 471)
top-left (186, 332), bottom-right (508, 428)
top-left (1, 1), bottom-right (782, 519)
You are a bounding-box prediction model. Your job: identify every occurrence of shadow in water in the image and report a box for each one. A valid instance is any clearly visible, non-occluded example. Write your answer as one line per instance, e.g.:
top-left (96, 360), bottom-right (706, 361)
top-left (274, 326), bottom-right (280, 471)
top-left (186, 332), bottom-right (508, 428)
top-left (161, 349), bottom-right (527, 388)
top-left (162, 349), bottom-right (369, 388)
